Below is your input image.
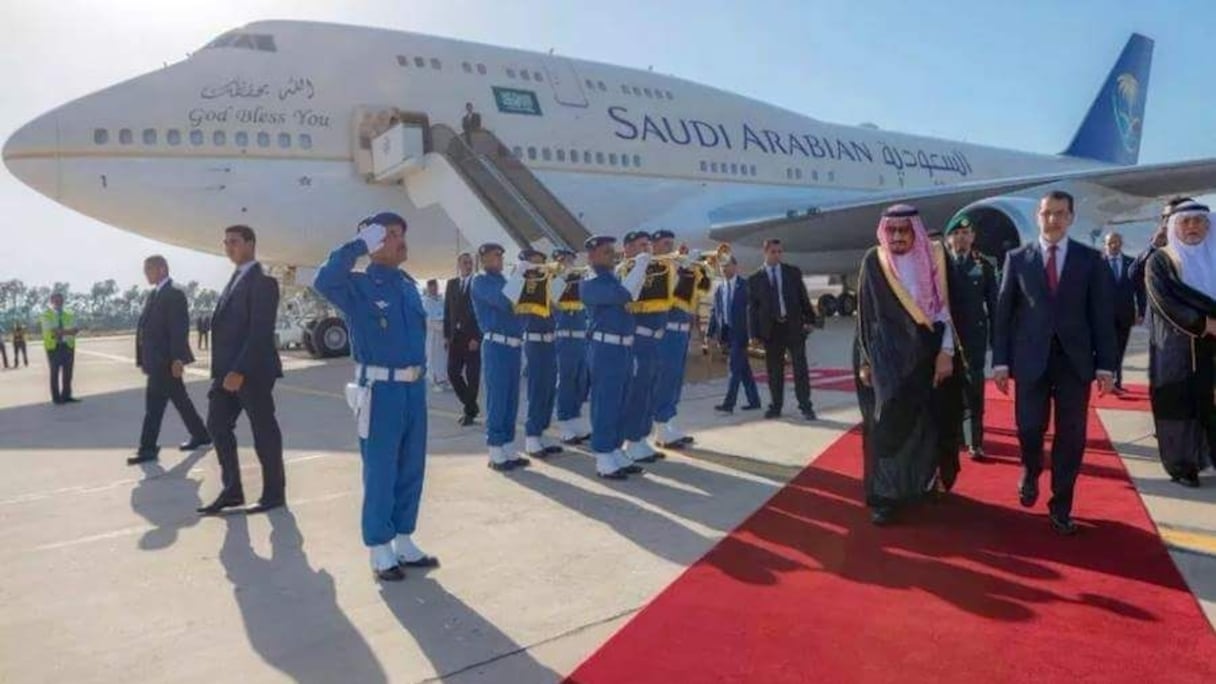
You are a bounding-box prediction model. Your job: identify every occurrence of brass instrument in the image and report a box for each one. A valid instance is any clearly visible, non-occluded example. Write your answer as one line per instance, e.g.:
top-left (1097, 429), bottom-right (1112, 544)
top-left (618, 250), bottom-right (687, 270)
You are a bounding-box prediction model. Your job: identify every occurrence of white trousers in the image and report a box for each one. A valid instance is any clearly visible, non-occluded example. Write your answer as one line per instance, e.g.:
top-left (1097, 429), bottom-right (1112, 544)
top-left (426, 320), bottom-right (446, 385)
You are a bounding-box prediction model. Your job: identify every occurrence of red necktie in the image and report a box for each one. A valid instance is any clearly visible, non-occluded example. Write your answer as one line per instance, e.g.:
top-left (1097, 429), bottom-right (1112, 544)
top-left (1045, 245), bottom-right (1059, 294)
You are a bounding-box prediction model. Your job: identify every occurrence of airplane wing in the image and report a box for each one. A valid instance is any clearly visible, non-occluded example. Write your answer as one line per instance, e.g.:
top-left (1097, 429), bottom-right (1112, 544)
top-left (708, 157), bottom-right (1216, 251)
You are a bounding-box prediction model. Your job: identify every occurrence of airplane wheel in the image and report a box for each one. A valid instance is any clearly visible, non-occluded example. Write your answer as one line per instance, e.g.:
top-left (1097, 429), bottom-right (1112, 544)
top-left (312, 317), bottom-right (350, 358)
top-left (838, 293), bottom-right (857, 317)
top-left (818, 293), bottom-right (839, 318)
top-left (302, 320), bottom-right (318, 357)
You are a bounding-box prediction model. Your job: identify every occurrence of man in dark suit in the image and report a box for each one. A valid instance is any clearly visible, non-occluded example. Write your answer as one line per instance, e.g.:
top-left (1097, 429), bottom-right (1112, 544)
top-left (993, 190), bottom-right (1117, 535)
top-left (1102, 231), bottom-right (1144, 392)
top-left (461, 103), bottom-right (482, 142)
top-left (708, 256), bottom-right (761, 413)
top-left (199, 225), bottom-right (285, 516)
top-left (748, 238), bottom-right (818, 420)
top-left (444, 252), bottom-right (481, 425)
top-left (128, 255), bottom-right (210, 465)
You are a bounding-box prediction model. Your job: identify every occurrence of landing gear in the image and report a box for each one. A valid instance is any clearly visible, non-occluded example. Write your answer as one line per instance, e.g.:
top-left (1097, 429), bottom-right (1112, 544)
top-left (837, 292), bottom-right (857, 317)
top-left (817, 293), bottom-right (839, 318)
top-left (311, 317), bottom-right (350, 358)
top-left (302, 320), bottom-right (318, 357)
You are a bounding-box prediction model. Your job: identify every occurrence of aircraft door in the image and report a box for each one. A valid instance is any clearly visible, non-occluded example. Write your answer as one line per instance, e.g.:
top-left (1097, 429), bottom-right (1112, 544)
top-left (543, 57), bottom-right (589, 108)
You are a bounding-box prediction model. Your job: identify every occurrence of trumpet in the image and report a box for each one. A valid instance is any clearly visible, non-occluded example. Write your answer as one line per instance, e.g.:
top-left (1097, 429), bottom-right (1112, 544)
top-left (693, 243), bottom-right (733, 269)
top-left (617, 250), bottom-right (687, 270)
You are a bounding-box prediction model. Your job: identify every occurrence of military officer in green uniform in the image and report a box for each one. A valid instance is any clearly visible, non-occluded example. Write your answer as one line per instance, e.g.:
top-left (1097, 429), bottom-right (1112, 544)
top-left (944, 215), bottom-right (998, 461)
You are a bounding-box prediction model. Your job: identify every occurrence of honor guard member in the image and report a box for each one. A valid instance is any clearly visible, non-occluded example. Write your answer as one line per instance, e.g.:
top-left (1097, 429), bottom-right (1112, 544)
top-left (583, 235), bottom-right (651, 478)
top-left (618, 230), bottom-right (676, 464)
top-left (471, 243), bottom-right (531, 471)
top-left (517, 249), bottom-right (564, 458)
top-left (943, 216), bottom-right (998, 461)
top-left (550, 247), bottom-right (592, 443)
top-left (651, 230), bottom-right (704, 449)
top-left (313, 213), bottom-right (438, 583)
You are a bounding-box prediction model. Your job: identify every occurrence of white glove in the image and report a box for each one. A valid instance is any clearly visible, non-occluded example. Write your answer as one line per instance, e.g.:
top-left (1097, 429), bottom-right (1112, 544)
top-left (357, 223), bottom-right (387, 255)
top-left (509, 262), bottom-right (524, 278)
top-left (622, 253), bottom-right (652, 300)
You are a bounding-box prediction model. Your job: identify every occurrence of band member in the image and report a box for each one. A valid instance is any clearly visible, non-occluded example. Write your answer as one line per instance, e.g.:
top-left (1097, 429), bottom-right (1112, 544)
top-left (651, 230), bottom-right (701, 448)
top-left (854, 205), bottom-right (959, 525)
top-left (517, 249), bottom-right (563, 458)
top-left (943, 216), bottom-right (998, 461)
top-left (708, 256), bottom-right (762, 412)
top-left (549, 248), bottom-right (591, 444)
top-left (470, 243), bottom-right (531, 471)
top-left (583, 235), bottom-right (651, 478)
top-left (314, 213), bottom-right (438, 582)
top-left (618, 231), bottom-right (675, 464)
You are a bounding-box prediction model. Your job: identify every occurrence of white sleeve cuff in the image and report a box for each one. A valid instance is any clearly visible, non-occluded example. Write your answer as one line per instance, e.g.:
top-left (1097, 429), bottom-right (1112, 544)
top-left (502, 275), bottom-right (525, 304)
top-left (993, 365), bottom-right (1009, 373)
top-left (621, 264), bottom-right (647, 300)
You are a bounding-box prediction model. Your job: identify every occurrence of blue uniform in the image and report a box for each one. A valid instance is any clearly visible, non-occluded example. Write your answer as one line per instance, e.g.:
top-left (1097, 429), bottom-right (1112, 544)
top-left (620, 262), bottom-right (672, 445)
top-left (471, 271), bottom-right (523, 447)
top-left (314, 240), bottom-right (428, 548)
top-left (553, 274), bottom-right (589, 422)
top-left (654, 306), bottom-right (693, 423)
top-left (583, 266), bottom-right (635, 454)
top-left (521, 293), bottom-right (557, 439)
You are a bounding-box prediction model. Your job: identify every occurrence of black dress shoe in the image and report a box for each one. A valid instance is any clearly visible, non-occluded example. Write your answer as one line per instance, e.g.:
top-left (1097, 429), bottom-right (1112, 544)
top-left (179, 437), bottom-right (212, 451)
top-left (458, 415), bottom-right (476, 427)
top-left (801, 408), bottom-right (817, 421)
top-left (63, 397), bottom-right (82, 403)
top-left (620, 463), bottom-right (645, 474)
top-left (1171, 473), bottom-right (1201, 488)
top-left (374, 565), bottom-right (406, 582)
top-left (714, 404), bottom-right (734, 414)
top-left (197, 494), bottom-right (246, 515)
top-left (597, 469), bottom-right (628, 480)
top-left (969, 448), bottom-right (988, 463)
top-left (399, 555), bottom-right (440, 568)
top-left (870, 508), bottom-right (894, 526)
top-left (741, 403), bottom-right (762, 411)
top-left (1018, 474), bottom-right (1039, 508)
top-left (488, 461), bottom-right (513, 472)
top-left (246, 500), bottom-right (285, 514)
top-left (543, 444), bottom-right (564, 454)
top-left (764, 408), bottom-right (782, 419)
top-left (508, 456), bottom-right (532, 469)
top-left (127, 450), bottom-right (159, 466)
top-left (1049, 513), bottom-right (1078, 536)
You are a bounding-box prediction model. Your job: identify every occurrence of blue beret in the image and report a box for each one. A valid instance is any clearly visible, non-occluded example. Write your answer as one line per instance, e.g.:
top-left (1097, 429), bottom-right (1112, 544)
top-left (551, 247), bottom-right (576, 259)
top-left (478, 242), bottom-right (505, 256)
top-left (355, 216), bottom-right (375, 230)
top-left (584, 235), bottom-right (617, 250)
top-left (651, 229), bottom-right (675, 241)
top-left (519, 248), bottom-right (546, 262)
top-left (623, 231), bottom-right (649, 244)
top-left (369, 211), bottom-right (407, 229)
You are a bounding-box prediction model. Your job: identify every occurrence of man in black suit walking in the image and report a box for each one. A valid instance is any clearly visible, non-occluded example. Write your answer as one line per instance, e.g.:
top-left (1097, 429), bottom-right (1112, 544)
top-left (1102, 231), bottom-right (1144, 392)
top-left (444, 252), bottom-right (481, 425)
top-left (128, 256), bottom-right (210, 465)
top-left (993, 191), bottom-right (1117, 535)
top-left (748, 238), bottom-right (818, 420)
top-left (199, 225), bottom-right (285, 516)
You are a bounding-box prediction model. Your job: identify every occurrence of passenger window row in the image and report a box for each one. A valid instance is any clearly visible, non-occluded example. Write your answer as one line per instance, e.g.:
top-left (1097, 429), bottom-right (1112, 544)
top-left (93, 128), bottom-right (313, 150)
top-left (584, 79), bottom-right (609, 93)
top-left (510, 145), bottom-right (642, 169)
top-left (784, 167), bottom-right (833, 182)
top-left (505, 67), bottom-right (545, 83)
top-left (621, 84), bottom-right (675, 101)
top-left (701, 160), bottom-right (757, 177)
top-left (397, 55), bottom-right (447, 70)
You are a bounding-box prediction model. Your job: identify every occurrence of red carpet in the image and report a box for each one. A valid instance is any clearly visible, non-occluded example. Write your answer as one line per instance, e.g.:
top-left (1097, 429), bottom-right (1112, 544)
top-left (567, 390), bottom-right (1215, 682)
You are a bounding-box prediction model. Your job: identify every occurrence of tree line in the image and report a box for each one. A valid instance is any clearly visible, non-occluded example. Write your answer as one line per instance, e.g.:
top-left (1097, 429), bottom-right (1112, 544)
top-left (0, 278), bottom-right (220, 332)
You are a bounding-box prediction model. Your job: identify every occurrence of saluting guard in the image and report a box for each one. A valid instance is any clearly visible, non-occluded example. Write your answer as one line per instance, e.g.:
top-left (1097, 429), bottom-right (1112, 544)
top-left (470, 243), bottom-right (531, 471)
top-left (618, 231), bottom-right (676, 464)
top-left (583, 235), bottom-right (651, 478)
top-left (550, 248), bottom-right (592, 444)
top-left (313, 213), bottom-right (438, 583)
top-left (517, 249), bottom-right (564, 458)
top-left (651, 230), bottom-right (706, 449)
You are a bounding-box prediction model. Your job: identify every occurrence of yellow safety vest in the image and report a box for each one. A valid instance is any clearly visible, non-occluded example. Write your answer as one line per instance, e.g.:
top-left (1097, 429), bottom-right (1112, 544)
top-left (41, 308), bottom-right (77, 351)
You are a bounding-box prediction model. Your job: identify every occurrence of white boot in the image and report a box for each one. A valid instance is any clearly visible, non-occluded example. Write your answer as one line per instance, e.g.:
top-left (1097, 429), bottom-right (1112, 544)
top-left (626, 440), bottom-right (658, 463)
top-left (525, 435), bottom-right (544, 456)
top-left (393, 534), bottom-right (438, 567)
top-left (370, 543), bottom-right (397, 571)
top-left (489, 445), bottom-right (511, 470)
top-left (655, 421), bottom-right (692, 448)
top-left (595, 452), bottom-right (626, 478)
top-left (614, 449), bottom-right (641, 473)
top-left (557, 420), bottom-right (579, 443)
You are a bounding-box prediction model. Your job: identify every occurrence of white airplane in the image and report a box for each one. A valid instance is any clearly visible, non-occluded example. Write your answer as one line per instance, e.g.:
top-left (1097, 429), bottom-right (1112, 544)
top-left (5, 21), bottom-right (1215, 356)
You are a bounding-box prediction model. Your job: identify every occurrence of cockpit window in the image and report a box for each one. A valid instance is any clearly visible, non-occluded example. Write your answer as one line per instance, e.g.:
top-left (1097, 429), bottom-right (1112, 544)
top-left (203, 31), bottom-right (277, 52)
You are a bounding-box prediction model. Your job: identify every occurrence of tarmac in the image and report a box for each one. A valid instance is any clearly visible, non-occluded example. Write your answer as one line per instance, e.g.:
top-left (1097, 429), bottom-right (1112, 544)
top-left (0, 319), bottom-right (1212, 683)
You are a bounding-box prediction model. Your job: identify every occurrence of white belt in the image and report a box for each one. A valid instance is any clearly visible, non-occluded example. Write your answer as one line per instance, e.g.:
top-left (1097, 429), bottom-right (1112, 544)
top-left (358, 364), bottom-right (423, 383)
top-left (555, 329), bottom-right (584, 339)
top-left (591, 332), bottom-right (634, 346)
top-left (635, 326), bottom-right (666, 339)
top-left (524, 332), bottom-right (556, 343)
top-left (665, 322), bottom-right (692, 333)
top-left (484, 333), bottom-right (523, 348)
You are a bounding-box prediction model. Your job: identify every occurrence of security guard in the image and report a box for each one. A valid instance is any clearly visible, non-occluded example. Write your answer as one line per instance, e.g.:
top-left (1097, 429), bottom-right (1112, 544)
top-left (618, 231), bottom-right (675, 464)
top-left (517, 249), bottom-right (564, 458)
top-left (943, 215), bottom-right (998, 462)
top-left (470, 243), bottom-right (531, 471)
top-left (583, 235), bottom-right (651, 478)
top-left (41, 292), bottom-right (80, 404)
top-left (313, 212), bottom-right (438, 582)
top-left (549, 248), bottom-right (591, 444)
top-left (651, 230), bottom-right (702, 449)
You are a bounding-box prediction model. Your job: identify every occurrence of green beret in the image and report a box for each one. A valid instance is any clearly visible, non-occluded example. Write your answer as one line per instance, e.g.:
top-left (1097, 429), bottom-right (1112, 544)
top-left (944, 214), bottom-right (975, 235)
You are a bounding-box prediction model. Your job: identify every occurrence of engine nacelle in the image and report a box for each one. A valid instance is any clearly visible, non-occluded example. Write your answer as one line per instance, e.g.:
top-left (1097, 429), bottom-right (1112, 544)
top-left (950, 197), bottom-right (1042, 266)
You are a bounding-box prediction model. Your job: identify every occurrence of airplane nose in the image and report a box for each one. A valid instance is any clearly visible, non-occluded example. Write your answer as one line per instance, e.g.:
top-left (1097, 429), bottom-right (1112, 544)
top-left (3, 111), bottom-right (60, 199)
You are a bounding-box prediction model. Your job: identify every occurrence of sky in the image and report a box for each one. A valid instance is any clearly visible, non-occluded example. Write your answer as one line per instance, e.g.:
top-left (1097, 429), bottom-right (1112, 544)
top-left (3, 0), bottom-right (1215, 292)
